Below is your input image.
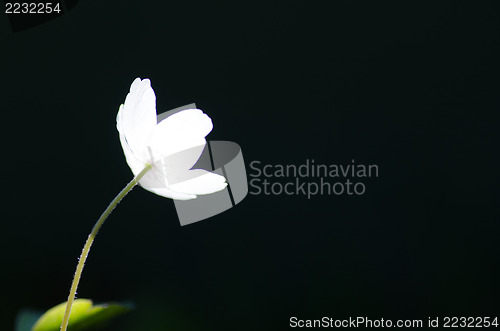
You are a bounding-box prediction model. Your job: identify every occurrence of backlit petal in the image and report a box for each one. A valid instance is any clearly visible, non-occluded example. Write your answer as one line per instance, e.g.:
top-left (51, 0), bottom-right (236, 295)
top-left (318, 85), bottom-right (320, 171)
top-left (138, 165), bottom-right (196, 200)
top-left (117, 104), bottom-right (145, 176)
top-left (150, 109), bottom-right (212, 161)
top-left (118, 78), bottom-right (157, 162)
top-left (169, 170), bottom-right (227, 195)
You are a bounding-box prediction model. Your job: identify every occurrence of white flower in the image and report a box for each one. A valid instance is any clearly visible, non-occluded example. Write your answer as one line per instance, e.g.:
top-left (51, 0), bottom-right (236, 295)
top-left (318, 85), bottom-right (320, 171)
top-left (116, 78), bottom-right (227, 200)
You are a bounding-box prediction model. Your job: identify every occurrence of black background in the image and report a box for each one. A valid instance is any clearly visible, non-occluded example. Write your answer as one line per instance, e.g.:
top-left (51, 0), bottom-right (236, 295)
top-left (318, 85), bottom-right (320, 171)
top-left (2, 1), bottom-right (500, 330)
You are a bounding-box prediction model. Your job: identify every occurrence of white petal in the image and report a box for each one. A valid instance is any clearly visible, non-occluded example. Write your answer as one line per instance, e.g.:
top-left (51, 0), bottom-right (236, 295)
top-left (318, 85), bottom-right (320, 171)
top-left (138, 166), bottom-right (196, 200)
top-left (117, 78), bottom-right (157, 162)
top-left (151, 144), bottom-right (207, 186)
top-left (169, 170), bottom-right (227, 195)
top-left (118, 130), bottom-right (145, 176)
top-left (149, 108), bottom-right (213, 161)
top-left (145, 187), bottom-right (197, 200)
top-left (116, 104), bottom-right (144, 176)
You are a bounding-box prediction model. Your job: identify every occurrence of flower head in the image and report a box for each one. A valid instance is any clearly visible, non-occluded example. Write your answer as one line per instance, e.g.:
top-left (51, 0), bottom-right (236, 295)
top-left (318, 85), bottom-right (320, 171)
top-left (116, 78), bottom-right (227, 200)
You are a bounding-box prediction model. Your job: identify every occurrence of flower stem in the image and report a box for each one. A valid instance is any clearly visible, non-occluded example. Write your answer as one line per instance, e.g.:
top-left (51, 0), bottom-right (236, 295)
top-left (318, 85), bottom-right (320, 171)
top-left (60, 163), bottom-right (152, 331)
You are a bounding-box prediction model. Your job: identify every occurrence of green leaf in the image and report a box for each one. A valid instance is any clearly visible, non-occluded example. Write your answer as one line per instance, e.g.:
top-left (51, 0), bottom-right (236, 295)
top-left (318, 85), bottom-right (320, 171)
top-left (30, 299), bottom-right (133, 331)
top-left (68, 301), bottom-right (134, 331)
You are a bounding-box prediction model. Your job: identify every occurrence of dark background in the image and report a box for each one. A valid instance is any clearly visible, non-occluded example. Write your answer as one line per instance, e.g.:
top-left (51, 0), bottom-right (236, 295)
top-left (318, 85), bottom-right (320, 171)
top-left (2, 1), bottom-right (500, 330)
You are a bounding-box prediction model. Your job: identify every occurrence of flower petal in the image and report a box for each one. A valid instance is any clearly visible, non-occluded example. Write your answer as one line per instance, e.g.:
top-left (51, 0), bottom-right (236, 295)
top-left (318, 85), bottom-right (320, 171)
top-left (149, 108), bottom-right (213, 161)
top-left (117, 104), bottom-right (145, 176)
top-left (169, 170), bottom-right (227, 195)
top-left (146, 187), bottom-right (197, 200)
top-left (138, 166), bottom-right (197, 200)
top-left (117, 78), bottom-right (157, 163)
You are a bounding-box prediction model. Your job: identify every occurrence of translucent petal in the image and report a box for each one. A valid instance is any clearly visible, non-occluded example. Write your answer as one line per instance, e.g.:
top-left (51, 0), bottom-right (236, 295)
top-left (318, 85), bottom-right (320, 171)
top-left (149, 109), bottom-right (213, 161)
top-left (149, 144), bottom-right (207, 186)
top-left (117, 105), bottom-right (145, 176)
top-left (138, 165), bottom-right (196, 200)
top-left (169, 170), bottom-right (227, 195)
top-left (118, 78), bottom-right (157, 162)
top-left (144, 186), bottom-right (197, 200)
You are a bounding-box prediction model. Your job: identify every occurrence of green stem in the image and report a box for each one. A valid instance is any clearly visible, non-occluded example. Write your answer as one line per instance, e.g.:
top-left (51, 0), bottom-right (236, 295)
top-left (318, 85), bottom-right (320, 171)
top-left (60, 163), bottom-right (152, 331)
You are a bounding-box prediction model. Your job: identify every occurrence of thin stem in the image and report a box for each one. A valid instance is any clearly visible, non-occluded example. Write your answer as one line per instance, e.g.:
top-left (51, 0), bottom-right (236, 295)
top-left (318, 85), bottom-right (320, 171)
top-left (60, 163), bottom-right (152, 331)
